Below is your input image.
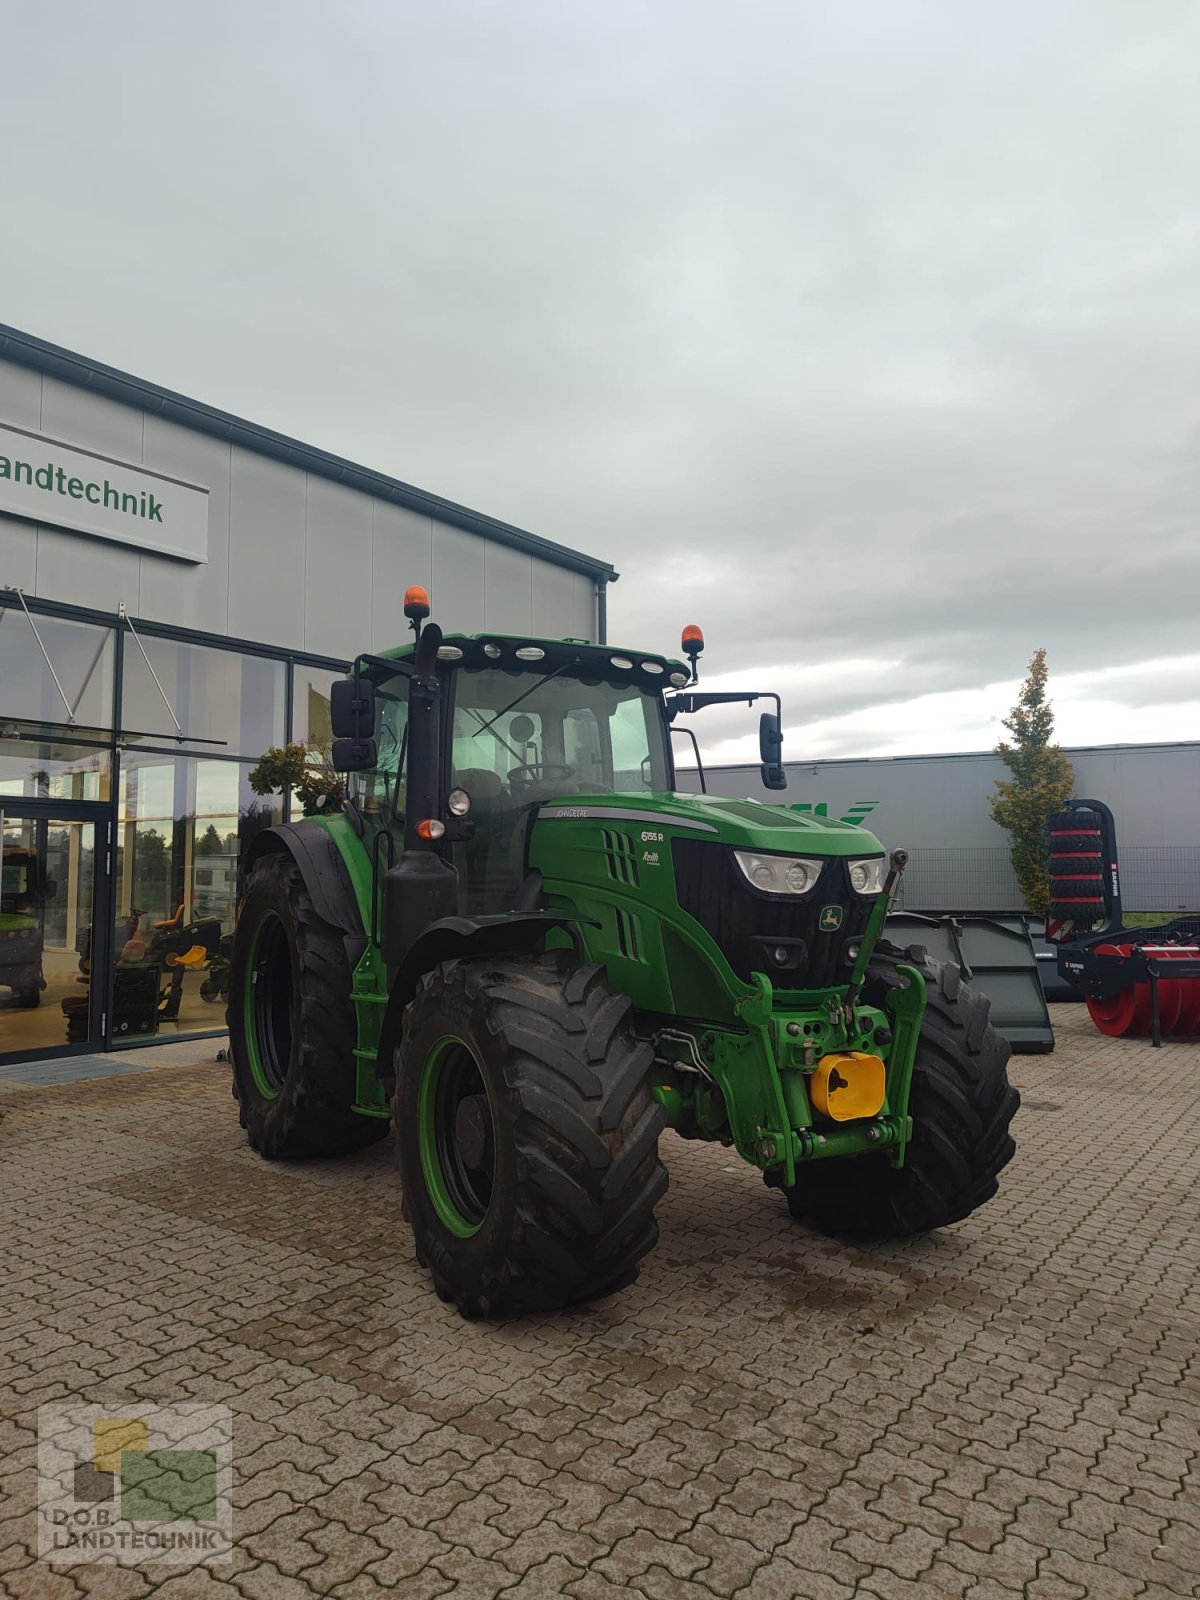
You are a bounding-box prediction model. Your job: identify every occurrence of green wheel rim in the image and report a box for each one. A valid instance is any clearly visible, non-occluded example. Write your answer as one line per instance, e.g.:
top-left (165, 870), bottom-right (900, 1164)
top-left (417, 1035), bottom-right (496, 1238)
top-left (244, 911), bottom-right (291, 1100)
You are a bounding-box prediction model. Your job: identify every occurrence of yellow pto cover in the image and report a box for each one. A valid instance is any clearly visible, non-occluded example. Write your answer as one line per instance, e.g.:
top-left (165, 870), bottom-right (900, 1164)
top-left (811, 1052), bottom-right (886, 1122)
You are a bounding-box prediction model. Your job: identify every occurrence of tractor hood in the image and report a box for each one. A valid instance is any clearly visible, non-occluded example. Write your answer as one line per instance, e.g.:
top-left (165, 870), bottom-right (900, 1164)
top-left (535, 791), bottom-right (884, 858)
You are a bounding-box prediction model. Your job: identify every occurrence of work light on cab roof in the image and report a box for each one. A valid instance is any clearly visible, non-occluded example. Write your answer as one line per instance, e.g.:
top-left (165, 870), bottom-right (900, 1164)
top-left (681, 623), bottom-right (704, 682)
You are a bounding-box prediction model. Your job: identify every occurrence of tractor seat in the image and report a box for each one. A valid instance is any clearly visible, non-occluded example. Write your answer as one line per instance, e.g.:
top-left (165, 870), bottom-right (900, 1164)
top-left (166, 944), bottom-right (209, 970)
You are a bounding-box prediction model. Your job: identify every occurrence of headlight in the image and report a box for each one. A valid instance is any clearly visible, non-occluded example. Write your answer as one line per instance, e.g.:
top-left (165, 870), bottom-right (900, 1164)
top-left (734, 851), bottom-right (824, 896)
top-left (848, 857), bottom-right (885, 895)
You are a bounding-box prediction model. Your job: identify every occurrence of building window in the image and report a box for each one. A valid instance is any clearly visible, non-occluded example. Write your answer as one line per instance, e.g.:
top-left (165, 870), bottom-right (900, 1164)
top-left (0, 608), bottom-right (115, 730)
top-left (121, 635), bottom-right (286, 757)
top-left (0, 730), bottom-right (111, 802)
top-left (113, 755), bottom-right (280, 1040)
top-left (291, 664), bottom-right (341, 747)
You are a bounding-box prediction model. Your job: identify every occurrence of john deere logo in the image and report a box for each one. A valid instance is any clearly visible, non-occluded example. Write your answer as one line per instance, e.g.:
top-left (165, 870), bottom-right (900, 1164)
top-left (819, 905), bottom-right (843, 932)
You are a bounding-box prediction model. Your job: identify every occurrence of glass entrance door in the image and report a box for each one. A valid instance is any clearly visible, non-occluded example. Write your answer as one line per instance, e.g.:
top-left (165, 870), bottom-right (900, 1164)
top-left (0, 806), bottom-right (109, 1060)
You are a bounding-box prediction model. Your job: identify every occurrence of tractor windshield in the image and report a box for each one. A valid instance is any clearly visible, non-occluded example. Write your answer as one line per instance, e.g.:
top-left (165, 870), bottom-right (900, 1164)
top-left (450, 665), bottom-right (670, 797)
top-left (448, 664), bottom-right (671, 913)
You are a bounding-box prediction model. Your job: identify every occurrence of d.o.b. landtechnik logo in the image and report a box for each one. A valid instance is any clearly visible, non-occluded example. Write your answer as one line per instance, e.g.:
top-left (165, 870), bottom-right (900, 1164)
top-left (38, 1404), bottom-right (232, 1565)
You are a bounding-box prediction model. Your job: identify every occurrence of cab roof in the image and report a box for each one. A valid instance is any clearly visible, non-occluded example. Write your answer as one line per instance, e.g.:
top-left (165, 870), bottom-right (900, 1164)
top-left (375, 633), bottom-right (690, 685)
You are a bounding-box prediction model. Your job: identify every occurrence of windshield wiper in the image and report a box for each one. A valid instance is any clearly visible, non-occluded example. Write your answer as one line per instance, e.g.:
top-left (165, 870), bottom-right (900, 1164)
top-left (464, 708), bottom-right (524, 764)
top-left (471, 658), bottom-right (581, 741)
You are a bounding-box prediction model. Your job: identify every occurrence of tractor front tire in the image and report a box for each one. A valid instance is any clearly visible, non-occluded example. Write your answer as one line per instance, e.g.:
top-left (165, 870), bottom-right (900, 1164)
top-left (395, 952), bottom-right (667, 1318)
top-left (228, 854), bottom-right (388, 1160)
top-left (782, 945), bottom-right (1018, 1238)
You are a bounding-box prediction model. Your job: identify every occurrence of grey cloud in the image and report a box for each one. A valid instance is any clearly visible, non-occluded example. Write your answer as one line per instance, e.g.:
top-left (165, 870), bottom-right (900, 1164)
top-left (2, 1), bottom-right (1198, 755)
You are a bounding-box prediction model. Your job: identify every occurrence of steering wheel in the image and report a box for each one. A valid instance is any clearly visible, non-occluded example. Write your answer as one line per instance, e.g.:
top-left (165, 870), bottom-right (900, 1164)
top-left (508, 761), bottom-right (576, 790)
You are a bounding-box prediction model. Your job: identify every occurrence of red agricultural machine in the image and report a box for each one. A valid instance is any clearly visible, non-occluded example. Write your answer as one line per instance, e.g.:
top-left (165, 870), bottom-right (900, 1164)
top-left (1047, 799), bottom-right (1200, 1044)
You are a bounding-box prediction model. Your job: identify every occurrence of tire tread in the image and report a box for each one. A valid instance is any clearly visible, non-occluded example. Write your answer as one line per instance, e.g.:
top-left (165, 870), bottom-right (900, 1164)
top-left (396, 951), bottom-right (666, 1317)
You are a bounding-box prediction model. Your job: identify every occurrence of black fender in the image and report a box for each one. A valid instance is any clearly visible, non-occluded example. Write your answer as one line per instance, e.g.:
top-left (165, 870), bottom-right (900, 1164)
top-left (241, 823), bottom-right (366, 955)
top-left (376, 911), bottom-right (581, 1083)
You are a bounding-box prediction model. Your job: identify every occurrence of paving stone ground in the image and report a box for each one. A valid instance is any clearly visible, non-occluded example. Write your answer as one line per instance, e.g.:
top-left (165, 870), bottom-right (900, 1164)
top-left (1, 1009), bottom-right (1197, 1599)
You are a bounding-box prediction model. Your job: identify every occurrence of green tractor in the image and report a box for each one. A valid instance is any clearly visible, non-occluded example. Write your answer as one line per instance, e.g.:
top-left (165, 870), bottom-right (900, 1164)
top-left (228, 591), bottom-right (1018, 1317)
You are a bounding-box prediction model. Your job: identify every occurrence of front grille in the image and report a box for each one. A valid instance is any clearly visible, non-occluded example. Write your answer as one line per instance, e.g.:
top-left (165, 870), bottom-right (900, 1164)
top-left (671, 839), bottom-right (873, 987)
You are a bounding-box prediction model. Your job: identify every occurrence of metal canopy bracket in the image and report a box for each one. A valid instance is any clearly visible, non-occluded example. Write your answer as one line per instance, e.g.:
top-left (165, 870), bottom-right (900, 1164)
top-left (118, 602), bottom-right (183, 736)
top-left (4, 586), bottom-right (77, 724)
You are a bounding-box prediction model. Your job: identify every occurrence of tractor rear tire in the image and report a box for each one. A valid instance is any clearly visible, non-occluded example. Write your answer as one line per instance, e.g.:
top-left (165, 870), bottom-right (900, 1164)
top-left (228, 854), bottom-right (388, 1160)
top-left (395, 952), bottom-right (667, 1318)
top-left (781, 944), bottom-right (1018, 1239)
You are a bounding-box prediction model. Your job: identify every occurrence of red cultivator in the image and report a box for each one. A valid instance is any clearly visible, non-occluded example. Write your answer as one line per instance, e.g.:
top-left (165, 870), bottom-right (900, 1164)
top-left (1048, 800), bottom-right (1200, 1045)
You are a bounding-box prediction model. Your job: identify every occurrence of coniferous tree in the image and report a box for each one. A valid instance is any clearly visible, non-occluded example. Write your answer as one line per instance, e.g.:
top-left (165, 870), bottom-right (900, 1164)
top-left (989, 649), bottom-right (1075, 915)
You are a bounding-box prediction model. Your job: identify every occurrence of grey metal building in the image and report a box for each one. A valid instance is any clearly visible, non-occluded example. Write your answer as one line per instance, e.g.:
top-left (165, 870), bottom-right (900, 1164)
top-left (0, 324), bottom-right (614, 1063)
top-left (689, 742), bottom-right (1200, 914)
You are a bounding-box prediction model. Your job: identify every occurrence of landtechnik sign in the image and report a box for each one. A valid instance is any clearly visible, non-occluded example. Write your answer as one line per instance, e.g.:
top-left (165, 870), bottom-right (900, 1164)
top-left (0, 422), bottom-right (209, 563)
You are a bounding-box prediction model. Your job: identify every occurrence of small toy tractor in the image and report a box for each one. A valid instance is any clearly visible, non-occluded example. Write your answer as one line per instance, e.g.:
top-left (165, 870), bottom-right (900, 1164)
top-left (228, 592), bottom-right (1018, 1316)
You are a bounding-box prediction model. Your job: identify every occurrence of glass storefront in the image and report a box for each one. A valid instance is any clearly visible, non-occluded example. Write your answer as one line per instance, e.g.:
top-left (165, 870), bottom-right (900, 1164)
top-left (0, 594), bottom-right (344, 1061)
top-left (291, 664), bottom-right (339, 747)
top-left (122, 634), bottom-right (286, 755)
top-left (112, 756), bottom-right (280, 1041)
top-left (0, 608), bottom-right (115, 729)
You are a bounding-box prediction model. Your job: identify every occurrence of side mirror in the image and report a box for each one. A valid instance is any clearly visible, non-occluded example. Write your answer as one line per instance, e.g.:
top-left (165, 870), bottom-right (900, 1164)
top-left (759, 711), bottom-right (786, 791)
top-left (330, 676), bottom-right (376, 740)
top-left (331, 737), bottom-right (378, 773)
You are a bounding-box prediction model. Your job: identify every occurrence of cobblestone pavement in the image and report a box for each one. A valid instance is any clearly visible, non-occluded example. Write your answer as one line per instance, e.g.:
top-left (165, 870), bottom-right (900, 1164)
top-left (1, 1009), bottom-right (1197, 1599)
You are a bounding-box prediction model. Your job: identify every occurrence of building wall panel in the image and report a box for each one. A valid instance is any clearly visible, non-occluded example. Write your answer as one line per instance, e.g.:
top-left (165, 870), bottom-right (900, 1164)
top-left (34, 522), bottom-right (143, 615)
top-left (0, 361), bottom-right (42, 431)
top-left (226, 447), bottom-right (306, 648)
top-left (371, 500), bottom-right (432, 651)
top-left (138, 415), bottom-right (233, 634)
top-left (0, 513), bottom-right (37, 590)
top-left (532, 559), bottom-right (577, 640)
top-left (40, 376), bottom-right (144, 462)
top-left (303, 475), bottom-right (373, 660)
top-left (484, 544), bottom-right (533, 635)
top-left (574, 572), bottom-right (597, 643)
top-left (432, 525), bottom-right (486, 635)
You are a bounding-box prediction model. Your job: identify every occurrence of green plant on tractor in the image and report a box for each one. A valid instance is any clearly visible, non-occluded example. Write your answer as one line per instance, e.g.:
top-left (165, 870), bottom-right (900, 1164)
top-left (248, 742), bottom-right (344, 817)
top-left (227, 587), bottom-right (1018, 1317)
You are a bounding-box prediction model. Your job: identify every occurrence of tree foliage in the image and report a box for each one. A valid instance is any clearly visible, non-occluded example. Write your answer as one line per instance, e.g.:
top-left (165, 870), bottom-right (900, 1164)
top-left (989, 649), bottom-right (1075, 915)
top-left (248, 744), bottom-right (343, 817)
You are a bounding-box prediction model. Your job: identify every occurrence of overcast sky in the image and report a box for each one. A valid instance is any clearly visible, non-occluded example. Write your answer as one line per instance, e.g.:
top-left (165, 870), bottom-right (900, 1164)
top-left (3, 2), bottom-right (1198, 763)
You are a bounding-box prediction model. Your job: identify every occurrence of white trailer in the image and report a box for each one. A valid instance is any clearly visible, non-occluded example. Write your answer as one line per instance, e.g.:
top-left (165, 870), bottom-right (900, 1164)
top-left (684, 742), bottom-right (1200, 914)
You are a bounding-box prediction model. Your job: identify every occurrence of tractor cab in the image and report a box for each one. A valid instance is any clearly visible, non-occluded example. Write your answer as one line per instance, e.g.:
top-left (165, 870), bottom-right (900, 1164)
top-left (336, 628), bottom-right (683, 915)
